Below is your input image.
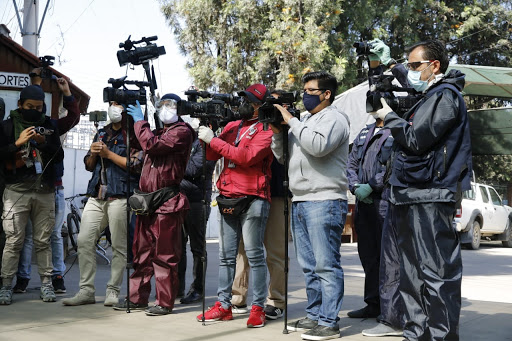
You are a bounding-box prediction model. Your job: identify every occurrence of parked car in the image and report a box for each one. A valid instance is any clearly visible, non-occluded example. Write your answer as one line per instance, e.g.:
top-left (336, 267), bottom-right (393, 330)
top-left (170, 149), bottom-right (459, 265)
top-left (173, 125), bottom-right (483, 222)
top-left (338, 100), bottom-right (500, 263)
top-left (454, 182), bottom-right (512, 250)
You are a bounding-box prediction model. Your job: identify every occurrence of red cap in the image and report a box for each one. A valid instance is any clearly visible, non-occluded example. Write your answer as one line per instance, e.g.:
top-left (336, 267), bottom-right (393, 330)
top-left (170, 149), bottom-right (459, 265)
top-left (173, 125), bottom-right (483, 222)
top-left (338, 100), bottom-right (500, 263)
top-left (238, 83), bottom-right (268, 103)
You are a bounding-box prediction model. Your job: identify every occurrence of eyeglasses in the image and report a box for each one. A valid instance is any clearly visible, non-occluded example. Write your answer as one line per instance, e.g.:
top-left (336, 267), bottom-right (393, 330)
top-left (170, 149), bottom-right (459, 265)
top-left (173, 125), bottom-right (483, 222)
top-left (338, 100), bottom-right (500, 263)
top-left (302, 88), bottom-right (327, 95)
top-left (405, 60), bottom-right (434, 71)
top-left (155, 99), bottom-right (178, 110)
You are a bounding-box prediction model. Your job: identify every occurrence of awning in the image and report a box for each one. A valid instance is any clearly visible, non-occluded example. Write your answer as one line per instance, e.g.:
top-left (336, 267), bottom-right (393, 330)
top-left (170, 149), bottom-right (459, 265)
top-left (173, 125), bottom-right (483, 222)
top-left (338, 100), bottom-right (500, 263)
top-left (448, 64), bottom-right (512, 99)
top-left (469, 107), bottom-right (512, 155)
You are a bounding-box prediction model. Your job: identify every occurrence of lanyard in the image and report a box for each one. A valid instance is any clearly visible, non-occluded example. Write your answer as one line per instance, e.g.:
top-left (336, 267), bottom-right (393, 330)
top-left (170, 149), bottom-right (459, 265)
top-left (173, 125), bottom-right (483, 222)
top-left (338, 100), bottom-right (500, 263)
top-left (234, 121), bottom-right (258, 147)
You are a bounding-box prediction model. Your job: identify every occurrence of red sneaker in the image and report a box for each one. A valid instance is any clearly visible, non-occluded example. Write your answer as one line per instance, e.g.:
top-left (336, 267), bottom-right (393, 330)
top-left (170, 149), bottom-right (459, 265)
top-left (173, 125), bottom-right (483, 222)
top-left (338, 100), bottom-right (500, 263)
top-left (247, 305), bottom-right (266, 328)
top-left (196, 301), bottom-right (233, 322)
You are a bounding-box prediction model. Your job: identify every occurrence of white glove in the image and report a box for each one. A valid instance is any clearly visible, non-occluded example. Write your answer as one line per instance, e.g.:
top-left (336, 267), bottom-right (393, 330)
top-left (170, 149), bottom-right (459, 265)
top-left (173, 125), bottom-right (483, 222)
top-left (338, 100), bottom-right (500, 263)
top-left (198, 125), bottom-right (214, 144)
top-left (370, 97), bottom-right (394, 121)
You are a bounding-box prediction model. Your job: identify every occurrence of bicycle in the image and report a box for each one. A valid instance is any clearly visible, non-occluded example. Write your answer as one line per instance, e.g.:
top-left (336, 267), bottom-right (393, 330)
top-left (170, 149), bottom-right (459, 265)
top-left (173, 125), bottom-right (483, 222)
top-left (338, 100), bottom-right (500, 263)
top-left (65, 194), bottom-right (111, 264)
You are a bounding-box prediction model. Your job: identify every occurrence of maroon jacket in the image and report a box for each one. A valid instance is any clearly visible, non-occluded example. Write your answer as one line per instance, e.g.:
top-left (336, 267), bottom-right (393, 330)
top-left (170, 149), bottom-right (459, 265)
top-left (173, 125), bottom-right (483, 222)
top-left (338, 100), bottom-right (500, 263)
top-left (134, 120), bottom-right (194, 214)
top-left (58, 95), bottom-right (80, 134)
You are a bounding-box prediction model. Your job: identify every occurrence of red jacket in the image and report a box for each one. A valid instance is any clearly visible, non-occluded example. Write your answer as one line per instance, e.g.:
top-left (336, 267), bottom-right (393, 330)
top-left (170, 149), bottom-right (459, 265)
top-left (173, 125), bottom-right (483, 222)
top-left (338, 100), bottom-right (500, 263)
top-left (134, 120), bottom-right (194, 213)
top-left (206, 119), bottom-right (273, 201)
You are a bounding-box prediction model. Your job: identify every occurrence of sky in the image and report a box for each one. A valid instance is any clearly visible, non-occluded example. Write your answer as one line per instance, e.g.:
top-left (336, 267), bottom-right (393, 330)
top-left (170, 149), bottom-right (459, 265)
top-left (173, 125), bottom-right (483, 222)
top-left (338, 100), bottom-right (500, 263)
top-left (2, 0), bottom-right (191, 111)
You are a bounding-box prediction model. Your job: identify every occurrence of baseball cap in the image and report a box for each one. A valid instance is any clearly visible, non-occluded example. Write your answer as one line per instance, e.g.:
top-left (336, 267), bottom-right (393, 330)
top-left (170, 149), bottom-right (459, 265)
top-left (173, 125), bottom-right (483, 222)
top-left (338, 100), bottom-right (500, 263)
top-left (20, 85), bottom-right (45, 101)
top-left (238, 84), bottom-right (268, 104)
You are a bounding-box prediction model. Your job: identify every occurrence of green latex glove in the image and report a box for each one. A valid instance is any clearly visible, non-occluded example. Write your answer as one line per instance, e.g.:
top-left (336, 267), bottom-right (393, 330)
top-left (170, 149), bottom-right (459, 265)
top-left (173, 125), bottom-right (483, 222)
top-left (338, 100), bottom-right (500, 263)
top-left (355, 183), bottom-right (373, 201)
top-left (369, 39), bottom-right (392, 66)
top-left (361, 196), bottom-right (374, 204)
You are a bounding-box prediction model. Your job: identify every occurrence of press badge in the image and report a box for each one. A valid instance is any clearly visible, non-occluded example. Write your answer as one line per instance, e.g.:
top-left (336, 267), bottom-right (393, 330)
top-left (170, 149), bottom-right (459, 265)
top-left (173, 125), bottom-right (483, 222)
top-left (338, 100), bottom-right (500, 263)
top-left (228, 160), bottom-right (236, 168)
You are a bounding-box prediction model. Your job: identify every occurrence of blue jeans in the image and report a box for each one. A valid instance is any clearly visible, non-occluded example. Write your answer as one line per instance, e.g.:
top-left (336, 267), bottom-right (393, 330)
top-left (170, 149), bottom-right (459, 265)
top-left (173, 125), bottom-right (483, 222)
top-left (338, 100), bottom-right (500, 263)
top-left (292, 199), bottom-right (347, 328)
top-left (17, 187), bottom-right (66, 279)
top-left (218, 198), bottom-right (269, 309)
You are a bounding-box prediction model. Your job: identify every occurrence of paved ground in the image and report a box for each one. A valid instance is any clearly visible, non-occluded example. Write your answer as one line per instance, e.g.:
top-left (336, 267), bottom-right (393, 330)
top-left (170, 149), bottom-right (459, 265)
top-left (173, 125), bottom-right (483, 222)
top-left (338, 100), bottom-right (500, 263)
top-left (0, 241), bottom-right (511, 341)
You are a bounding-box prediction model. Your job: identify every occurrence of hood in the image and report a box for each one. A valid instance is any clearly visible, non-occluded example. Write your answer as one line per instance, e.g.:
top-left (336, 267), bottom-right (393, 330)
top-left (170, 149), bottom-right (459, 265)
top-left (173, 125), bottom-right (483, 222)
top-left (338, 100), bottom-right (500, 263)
top-left (441, 69), bottom-right (466, 92)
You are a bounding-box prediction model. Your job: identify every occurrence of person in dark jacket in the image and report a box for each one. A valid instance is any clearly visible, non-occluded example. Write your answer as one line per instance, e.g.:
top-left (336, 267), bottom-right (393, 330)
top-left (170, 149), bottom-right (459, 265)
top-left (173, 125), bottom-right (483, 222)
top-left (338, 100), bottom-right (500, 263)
top-left (114, 94), bottom-right (194, 316)
top-left (62, 101), bottom-right (143, 307)
top-left (371, 40), bottom-right (472, 341)
top-left (178, 118), bottom-right (216, 304)
top-left (0, 85), bottom-right (64, 305)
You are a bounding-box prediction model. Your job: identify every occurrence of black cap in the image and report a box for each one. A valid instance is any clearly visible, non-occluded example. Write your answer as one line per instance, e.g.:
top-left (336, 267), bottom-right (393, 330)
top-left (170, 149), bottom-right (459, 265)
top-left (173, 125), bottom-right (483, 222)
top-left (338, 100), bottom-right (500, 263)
top-left (19, 85), bottom-right (45, 101)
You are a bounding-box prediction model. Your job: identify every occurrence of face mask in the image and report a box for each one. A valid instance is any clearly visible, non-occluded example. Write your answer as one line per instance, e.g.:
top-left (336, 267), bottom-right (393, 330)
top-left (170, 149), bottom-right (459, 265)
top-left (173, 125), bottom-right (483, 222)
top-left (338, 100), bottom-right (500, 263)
top-left (159, 107), bottom-right (178, 124)
top-left (20, 108), bottom-right (44, 122)
top-left (302, 93), bottom-right (322, 112)
top-left (238, 102), bottom-right (255, 120)
top-left (108, 105), bottom-right (123, 123)
top-left (407, 64), bottom-right (433, 92)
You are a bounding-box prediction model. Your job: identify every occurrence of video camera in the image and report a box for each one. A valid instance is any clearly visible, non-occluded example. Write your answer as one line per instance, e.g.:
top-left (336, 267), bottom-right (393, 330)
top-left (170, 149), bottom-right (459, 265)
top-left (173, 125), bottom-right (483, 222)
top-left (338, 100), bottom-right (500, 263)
top-left (258, 92), bottom-right (301, 129)
top-left (178, 90), bottom-right (242, 123)
top-left (117, 35), bottom-right (166, 67)
top-left (366, 74), bottom-right (422, 114)
top-left (103, 76), bottom-right (149, 106)
top-left (353, 40), bottom-right (374, 56)
top-left (35, 55), bottom-right (56, 79)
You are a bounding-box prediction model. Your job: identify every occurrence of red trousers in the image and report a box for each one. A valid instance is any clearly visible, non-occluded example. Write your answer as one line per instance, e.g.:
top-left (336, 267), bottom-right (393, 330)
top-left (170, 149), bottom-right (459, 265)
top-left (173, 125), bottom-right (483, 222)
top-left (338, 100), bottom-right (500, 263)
top-left (129, 211), bottom-right (185, 309)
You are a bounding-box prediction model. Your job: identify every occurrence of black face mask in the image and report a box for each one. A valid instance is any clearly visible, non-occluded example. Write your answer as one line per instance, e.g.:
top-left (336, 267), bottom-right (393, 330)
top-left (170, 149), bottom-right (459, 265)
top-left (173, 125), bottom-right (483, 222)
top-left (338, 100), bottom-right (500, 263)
top-left (238, 102), bottom-right (255, 120)
top-left (20, 108), bottom-right (44, 122)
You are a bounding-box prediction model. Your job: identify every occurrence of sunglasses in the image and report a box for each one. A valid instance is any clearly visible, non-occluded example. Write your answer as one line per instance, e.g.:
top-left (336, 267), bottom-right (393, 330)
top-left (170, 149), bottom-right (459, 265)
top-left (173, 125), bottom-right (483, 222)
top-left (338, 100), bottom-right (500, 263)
top-left (405, 60), bottom-right (435, 71)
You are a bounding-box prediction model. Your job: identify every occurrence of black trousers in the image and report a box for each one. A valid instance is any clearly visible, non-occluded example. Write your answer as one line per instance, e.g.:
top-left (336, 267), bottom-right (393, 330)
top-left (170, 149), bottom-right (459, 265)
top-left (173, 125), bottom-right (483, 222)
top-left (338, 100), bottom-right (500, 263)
top-left (379, 203), bottom-right (404, 328)
top-left (354, 197), bottom-right (388, 311)
top-left (178, 201), bottom-right (210, 294)
top-left (395, 202), bottom-right (461, 341)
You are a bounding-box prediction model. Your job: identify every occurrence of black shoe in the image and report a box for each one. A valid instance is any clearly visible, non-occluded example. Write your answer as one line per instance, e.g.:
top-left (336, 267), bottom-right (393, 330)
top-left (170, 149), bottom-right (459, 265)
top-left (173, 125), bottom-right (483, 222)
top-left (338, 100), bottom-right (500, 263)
top-left (347, 305), bottom-right (379, 318)
top-left (13, 277), bottom-right (29, 294)
top-left (264, 305), bottom-right (283, 320)
top-left (145, 305), bottom-right (172, 316)
top-left (180, 290), bottom-right (203, 304)
top-left (287, 317), bottom-right (318, 332)
top-left (301, 325), bottom-right (340, 340)
top-left (112, 299), bottom-right (148, 311)
top-left (52, 276), bottom-right (66, 294)
top-left (176, 291), bottom-right (185, 299)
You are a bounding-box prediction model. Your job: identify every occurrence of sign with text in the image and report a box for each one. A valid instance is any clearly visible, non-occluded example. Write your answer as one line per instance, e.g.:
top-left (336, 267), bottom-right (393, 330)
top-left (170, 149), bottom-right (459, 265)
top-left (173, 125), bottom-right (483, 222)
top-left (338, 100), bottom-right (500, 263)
top-left (0, 72), bottom-right (31, 88)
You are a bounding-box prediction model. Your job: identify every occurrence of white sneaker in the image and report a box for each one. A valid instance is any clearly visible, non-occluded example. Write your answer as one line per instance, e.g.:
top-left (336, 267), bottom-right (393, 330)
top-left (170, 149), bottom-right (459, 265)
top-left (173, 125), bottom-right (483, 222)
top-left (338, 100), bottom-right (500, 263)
top-left (104, 289), bottom-right (119, 307)
top-left (232, 304), bottom-right (249, 314)
top-left (362, 323), bottom-right (403, 337)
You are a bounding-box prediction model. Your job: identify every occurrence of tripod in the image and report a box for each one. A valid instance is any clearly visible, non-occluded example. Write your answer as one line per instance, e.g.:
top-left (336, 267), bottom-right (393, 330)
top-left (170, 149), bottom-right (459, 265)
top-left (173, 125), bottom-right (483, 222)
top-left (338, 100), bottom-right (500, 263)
top-left (281, 125), bottom-right (291, 334)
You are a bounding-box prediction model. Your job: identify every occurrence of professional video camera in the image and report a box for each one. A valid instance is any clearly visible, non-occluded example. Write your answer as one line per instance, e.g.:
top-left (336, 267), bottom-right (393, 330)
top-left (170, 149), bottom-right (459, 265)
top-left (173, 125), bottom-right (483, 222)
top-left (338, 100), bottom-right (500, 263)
top-left (103, 76), bottom-right (149, 106)
top-left (178, 90), bottom-right (242, 123)
top-left (258, 92), bottom-right (301, 129)
top-left (117, 35), bottom-right (166, 67)
top-left (353, 40), bottom-right (374, 56)
top-left (36, 55), bottom-right (56, 79)
top-left (366, 74), bottom-right (422, 114)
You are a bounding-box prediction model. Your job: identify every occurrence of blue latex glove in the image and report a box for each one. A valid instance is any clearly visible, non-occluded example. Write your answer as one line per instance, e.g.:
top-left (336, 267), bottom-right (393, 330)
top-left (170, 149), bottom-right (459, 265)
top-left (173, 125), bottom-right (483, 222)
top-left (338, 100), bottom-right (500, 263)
top-left (127, 100), bottom-right (144, 122)
top-left (369, 39), bottom-right (392, 65)
top-left (355, 183), bottom-right (373, 201)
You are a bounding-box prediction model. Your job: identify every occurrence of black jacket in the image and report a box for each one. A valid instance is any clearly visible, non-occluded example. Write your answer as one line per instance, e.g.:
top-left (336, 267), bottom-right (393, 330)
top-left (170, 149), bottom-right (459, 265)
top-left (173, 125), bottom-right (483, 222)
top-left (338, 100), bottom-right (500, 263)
top-left (180, 138), bottom-right (216, 202)
top-left (384, 69), bottom-right (472, 204)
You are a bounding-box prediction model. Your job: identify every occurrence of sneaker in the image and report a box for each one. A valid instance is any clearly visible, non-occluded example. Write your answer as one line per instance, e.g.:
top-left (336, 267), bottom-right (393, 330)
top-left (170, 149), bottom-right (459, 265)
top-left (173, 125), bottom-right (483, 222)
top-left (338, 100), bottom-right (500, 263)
top-left (301, 325), bottom-right (340, 341)
top-left (180, 290), bottom-right (203, 304)
top-left (287, 317), bottom-right (318, 332)
top-left (145, 305), bottom-right (172, 316)
top-left (0, 286), bottom-right (13, 305)
top-left (232, 304), bottom-right (249, 314)
top-left (112, 299), bottom-right (148, 311)
top-left (104, 289), bottom-right (119, 307)
top-left (62, 290), bottom-right (95, 306)
top-left (52, 276), bottom-right (66, 294)
top-left (264, 305), bottom-right (283, 320)
top-left (347, 305), bottom-right (379, 318)
top-left (247, 305), bottom-right (265, 328)
top-left (13, 277), bottom-right (29, 294)
top-left (362, 323), bottom-right (403, 337)
top-left (40, 284), bottom-right (56, 302)
top-left (196, 301), bottom-right (233, 322)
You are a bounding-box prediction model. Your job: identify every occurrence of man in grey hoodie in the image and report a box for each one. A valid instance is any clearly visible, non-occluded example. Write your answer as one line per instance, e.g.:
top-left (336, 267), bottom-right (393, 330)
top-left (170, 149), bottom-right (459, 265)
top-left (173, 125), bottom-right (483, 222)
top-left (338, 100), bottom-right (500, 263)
top-left (271, 71), bottom-right (350, 341)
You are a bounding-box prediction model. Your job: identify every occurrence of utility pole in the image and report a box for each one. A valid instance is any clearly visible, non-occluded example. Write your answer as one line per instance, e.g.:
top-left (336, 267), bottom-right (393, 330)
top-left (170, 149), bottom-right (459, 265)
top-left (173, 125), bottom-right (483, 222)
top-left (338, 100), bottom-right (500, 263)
top-left (12, 0), bottom-right (51, 56)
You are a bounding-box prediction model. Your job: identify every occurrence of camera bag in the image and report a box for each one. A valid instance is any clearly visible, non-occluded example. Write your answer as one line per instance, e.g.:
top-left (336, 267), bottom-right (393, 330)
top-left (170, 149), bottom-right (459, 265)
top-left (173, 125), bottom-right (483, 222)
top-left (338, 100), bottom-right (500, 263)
top-left (129, 186), bottom-right (179, 215)
top-left (216, 195), bottom-right (256, 217)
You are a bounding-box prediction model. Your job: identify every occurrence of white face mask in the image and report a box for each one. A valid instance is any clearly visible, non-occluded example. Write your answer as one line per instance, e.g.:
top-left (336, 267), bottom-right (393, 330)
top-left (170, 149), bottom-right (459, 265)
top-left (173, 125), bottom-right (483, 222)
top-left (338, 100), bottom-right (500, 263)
top-left (159, 107), bottom-right (178, 124)
top-left (108, 105), bottom-right (123, 123)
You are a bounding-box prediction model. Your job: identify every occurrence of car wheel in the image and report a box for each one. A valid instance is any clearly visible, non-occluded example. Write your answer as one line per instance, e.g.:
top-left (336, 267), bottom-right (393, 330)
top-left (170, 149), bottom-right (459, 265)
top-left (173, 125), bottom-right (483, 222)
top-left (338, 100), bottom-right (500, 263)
top-left (502, 220), bottom-right (512, 248)
top-left (467, 220), bottom-right (481, 250)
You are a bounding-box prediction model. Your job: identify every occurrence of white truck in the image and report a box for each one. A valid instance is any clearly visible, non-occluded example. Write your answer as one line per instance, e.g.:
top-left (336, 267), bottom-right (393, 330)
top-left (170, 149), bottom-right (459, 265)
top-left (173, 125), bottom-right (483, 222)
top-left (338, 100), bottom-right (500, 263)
top-left (454, 182), bottom-right (512, 250)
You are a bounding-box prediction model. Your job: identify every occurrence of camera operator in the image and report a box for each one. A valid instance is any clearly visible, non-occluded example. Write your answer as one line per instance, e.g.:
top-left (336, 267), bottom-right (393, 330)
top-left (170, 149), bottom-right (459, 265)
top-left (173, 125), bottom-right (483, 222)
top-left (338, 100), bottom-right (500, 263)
top-left (13, 71), bottom-right (80, 295)
top-left (113, 94), bottom-right (194, 316)
top-left (177, 117), bottom-right (216, 304)
top-left (271, 71), bottom-right (350, 340)
top-left (0, 85), bottom-right (64, 305)
top-left (196, 84), bottom-right (273, 328)
top-left (370, 40), bottom-right (472, 341)
top-left (62, 101), bottom-right (143, 307)
top-left (230, 89), bottom-right (290, 320)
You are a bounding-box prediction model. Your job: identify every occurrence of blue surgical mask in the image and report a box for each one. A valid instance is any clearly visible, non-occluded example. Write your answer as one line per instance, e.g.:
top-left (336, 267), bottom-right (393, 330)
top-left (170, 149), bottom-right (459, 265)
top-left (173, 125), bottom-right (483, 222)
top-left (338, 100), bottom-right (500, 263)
top-left (407, 64), bottom-right (434, 92)
top-left (302, 93), bottom-right (322, 112)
